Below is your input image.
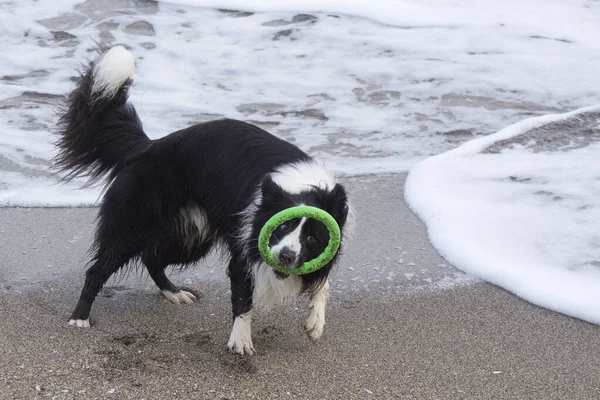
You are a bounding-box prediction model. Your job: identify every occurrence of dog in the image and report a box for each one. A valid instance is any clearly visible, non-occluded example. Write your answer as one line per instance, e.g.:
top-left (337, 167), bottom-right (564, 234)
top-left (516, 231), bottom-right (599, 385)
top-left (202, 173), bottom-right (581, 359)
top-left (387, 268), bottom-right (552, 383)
top-left (54, 45), bottom-right (353, 355)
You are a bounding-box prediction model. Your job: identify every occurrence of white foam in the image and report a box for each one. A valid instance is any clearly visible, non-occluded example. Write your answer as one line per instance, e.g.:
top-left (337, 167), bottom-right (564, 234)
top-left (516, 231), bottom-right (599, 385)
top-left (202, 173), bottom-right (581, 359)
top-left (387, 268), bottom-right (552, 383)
top-left (0, 173), bottom-right (102, 207)
top-left (405, 105), bottom-right (600, 324)
top-left (159, 0), bottom-right (599, 40)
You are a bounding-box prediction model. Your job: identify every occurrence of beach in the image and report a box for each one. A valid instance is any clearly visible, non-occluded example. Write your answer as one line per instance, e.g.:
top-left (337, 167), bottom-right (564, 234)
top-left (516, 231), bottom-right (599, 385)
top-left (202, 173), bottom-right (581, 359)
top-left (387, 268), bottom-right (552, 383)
top-left (1, 174), bottom-right (599, 399)
top-left (2, 0), bottom-right (599, 398)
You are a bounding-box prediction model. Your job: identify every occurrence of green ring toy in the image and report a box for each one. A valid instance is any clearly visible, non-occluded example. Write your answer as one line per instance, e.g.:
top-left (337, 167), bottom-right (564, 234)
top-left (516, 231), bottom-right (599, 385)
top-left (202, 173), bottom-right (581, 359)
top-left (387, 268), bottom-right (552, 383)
top-left (258, 205), bottom-right (341, 275)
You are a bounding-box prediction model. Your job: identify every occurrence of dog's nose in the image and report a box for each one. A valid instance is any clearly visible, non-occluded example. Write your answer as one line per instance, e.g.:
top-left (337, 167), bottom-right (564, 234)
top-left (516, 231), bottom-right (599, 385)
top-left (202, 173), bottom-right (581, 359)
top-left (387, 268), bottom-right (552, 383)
top-left (278, 247), bottom-right (296, 267)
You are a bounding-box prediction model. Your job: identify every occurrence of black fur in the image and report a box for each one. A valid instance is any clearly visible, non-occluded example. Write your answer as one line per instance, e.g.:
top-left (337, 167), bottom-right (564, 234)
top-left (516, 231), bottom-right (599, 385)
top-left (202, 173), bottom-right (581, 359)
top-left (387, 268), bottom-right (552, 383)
top-left (54, 60), bottom-right (149, 185)
top-left (55, 47), bottom-right (350, 338)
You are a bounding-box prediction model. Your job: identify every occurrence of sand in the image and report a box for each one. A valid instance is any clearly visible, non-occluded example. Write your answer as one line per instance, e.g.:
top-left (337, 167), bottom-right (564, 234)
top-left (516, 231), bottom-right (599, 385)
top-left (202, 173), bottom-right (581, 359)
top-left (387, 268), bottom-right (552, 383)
top-left (1, 174), bottom-right (599, 400)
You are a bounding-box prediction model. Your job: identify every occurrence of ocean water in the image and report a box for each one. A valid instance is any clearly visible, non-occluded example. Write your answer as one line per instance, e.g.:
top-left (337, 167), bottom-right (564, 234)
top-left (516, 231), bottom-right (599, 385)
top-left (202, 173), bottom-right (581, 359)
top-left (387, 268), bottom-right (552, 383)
top-left (1, 0), bottom-right (599, 205)
top-left (1, 0), bottom-right (599, 322)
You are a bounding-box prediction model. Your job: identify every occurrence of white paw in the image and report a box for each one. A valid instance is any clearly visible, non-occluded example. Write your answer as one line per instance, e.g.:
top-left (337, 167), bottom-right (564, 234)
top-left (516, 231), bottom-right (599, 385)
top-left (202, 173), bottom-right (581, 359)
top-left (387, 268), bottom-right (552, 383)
top-left (305, 281), bottom-right (329, 341)
top-left (227, 312), bottom-right (255, 356)
top-left (68, 319), bottom-right (90, 328)
top-left (305, 307), bottom-right (325, 341)
top-left (161, 290), bottom-right (197, 305)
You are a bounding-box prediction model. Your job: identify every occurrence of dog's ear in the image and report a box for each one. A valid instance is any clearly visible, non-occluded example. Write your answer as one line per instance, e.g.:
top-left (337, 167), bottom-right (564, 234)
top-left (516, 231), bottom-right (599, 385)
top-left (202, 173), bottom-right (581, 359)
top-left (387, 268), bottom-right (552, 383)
top-left (261, 176), bottom-right (285, 202)
top-left (326, 184), bottom-right (349, 224)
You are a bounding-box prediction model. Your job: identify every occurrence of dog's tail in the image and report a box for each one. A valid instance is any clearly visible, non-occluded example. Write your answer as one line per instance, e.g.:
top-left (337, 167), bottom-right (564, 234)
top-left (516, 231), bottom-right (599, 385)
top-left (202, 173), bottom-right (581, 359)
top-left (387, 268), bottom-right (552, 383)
top-left (54, 45), bottom-right (150, 185)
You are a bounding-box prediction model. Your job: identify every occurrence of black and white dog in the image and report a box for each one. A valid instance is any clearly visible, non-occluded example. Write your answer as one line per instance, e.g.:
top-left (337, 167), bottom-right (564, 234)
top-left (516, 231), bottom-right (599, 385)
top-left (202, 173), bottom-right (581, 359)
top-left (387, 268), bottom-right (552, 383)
top-left (54, 45), bottom-right (353, 355)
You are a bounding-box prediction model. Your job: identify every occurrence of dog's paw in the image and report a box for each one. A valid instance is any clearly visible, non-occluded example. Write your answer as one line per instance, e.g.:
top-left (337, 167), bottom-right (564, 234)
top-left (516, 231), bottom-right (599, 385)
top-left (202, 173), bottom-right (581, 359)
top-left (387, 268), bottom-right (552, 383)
top-left (161, 290), bottom-right (197, 305)
top-left (305, 308), bottom-right (325, 341)
top-left (228, 313), bottom-right (255, 355)
top-left (227, 336), bottom-right (255, 356)
top-left (68, 319), bottom-right (90, 328)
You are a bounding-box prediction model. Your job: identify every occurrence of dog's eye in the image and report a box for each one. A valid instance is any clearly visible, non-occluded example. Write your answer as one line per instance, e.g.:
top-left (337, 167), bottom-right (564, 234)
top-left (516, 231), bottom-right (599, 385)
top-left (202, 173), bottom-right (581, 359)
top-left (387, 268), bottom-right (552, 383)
top-left (281, 223), bottom-right (289, 232)
top-left (307, 236), bottom-right (316, 244)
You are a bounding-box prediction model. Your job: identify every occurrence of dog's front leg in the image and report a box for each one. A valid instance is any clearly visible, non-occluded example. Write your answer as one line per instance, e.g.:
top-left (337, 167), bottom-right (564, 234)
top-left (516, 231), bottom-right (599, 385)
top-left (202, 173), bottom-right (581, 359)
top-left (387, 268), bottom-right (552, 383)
top-left (228, 310), bottom-right (254, 355)
top-left (227, 258), bottom-right (255, 355)
top-left (305, 280), bottom-right (329, 341)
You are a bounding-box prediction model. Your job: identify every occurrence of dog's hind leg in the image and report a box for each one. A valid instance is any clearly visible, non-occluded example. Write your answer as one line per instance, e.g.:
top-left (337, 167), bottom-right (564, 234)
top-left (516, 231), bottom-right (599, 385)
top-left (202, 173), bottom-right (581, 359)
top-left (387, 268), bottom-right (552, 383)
top-left (154, 270), bottom-right (197, 305)
top-left (143, 257), bottom-right (197, 305)
top-left (68, 176), bottom-right (155, 327)
top-left (68, 246), bottom-right (137, 327)
top-left (141, 237), bottom-right (215, 305)
top-left (226, 255), bottom-right (255, 355)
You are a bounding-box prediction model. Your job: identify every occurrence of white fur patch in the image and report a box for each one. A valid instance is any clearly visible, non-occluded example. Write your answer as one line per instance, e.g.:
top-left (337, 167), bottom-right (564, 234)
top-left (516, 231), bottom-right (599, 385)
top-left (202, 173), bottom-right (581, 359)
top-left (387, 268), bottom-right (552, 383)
top-left (228, 312), bottom-right (255, 355)
top-left (235, 189), bottom-right (261, 258)
top-left (161, 290), bottom-right (197, 304)
top-left (341, 200), bottom-right (357, 250)
top-left (68, 319), bottom-right (90, 328)
top-left (180, 204), bottom-right (210, 246)
top-left (271, 161), bottom-right (336, 194)
top-left (92, 45), bottom-right (135, 99)
top-left (252, 263), bottom-right (303, 310)
top-left (305, 280), bottom-right (329, 341)
top-left (270, 217), bottom-right (306, 265)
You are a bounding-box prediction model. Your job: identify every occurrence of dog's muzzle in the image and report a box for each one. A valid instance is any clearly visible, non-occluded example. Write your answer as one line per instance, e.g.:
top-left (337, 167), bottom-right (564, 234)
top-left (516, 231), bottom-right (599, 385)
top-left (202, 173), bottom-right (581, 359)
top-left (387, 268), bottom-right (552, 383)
top-left (277, 247), bottom-right (297, 267)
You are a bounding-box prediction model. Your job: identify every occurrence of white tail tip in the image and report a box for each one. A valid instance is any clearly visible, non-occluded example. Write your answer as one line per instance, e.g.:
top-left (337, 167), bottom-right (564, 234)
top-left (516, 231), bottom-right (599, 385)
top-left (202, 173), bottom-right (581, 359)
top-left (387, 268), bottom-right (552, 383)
top-left (92, 45), bottom-right (135, 98)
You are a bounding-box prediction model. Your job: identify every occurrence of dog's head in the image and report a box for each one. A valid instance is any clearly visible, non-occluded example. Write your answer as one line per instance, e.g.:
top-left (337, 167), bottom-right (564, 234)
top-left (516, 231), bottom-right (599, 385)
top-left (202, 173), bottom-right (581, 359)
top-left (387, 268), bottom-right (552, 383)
top-left (259, 177), bottom-right (349, 270)
top-left (242, 161), bottom-right (353, 291)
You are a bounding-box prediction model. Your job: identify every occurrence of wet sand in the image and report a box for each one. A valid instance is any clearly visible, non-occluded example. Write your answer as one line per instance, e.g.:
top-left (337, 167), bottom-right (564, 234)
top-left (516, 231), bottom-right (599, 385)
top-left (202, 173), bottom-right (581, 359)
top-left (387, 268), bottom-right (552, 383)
top-left (1, 175), bottom-right (599, 400)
